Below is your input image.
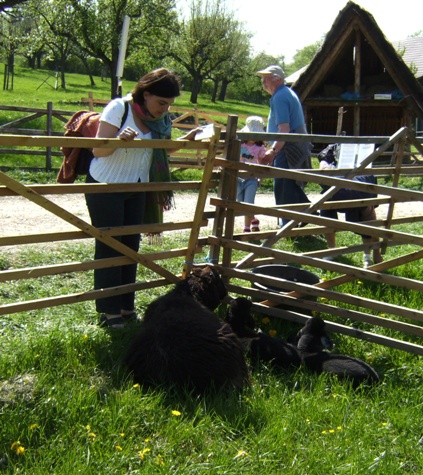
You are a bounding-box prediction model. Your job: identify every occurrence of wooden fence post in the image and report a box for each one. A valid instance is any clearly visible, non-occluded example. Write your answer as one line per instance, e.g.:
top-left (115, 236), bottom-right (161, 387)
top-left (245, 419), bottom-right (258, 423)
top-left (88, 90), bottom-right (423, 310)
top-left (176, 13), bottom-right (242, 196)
top-left (208, 115), bottom-right (239, 270)
top-left (46, 101), bottom-right (53, 171)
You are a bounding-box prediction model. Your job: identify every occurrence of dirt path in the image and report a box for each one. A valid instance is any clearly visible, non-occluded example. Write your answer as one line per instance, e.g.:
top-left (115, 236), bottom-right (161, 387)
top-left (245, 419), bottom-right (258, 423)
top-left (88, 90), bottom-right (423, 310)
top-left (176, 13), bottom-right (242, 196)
top-left (1, 191), bottom-right (421, 238)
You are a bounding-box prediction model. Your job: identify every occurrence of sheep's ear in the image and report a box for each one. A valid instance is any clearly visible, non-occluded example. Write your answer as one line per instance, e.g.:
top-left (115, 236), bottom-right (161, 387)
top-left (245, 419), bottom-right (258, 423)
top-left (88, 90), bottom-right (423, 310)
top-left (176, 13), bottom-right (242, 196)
top-left (190, 267), bottom-right (203, 277)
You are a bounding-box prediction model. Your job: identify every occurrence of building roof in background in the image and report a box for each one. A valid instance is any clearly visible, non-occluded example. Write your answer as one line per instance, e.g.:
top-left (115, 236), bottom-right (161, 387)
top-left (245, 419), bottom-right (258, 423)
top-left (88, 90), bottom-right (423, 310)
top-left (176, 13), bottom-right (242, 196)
top-left (391, 37), bottom-right (423, 79)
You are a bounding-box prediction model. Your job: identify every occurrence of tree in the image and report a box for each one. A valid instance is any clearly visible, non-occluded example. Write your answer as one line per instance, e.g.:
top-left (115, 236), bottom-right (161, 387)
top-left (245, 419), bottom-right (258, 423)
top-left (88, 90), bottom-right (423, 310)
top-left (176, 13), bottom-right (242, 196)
top-left (208, 28), bottom-right (252, 102)
top-left (164, 0), bottom-right (249, 103)
top-left (0, 4), bottom-right (29, 89)
top-left (24, 0), bottom-right (178, 98)
top-left (286, 39), bottom-right (323, 75)
top-left (26, 0), bottom-right (77, 89)
top-left (229, 52), bottom-right (285, 104)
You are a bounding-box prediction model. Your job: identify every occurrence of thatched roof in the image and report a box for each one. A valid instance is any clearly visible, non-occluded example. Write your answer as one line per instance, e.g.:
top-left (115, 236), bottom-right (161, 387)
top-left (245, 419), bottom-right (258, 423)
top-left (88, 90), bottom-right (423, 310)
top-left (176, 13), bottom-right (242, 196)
top-left (293, 1), bottom-right (423, 120)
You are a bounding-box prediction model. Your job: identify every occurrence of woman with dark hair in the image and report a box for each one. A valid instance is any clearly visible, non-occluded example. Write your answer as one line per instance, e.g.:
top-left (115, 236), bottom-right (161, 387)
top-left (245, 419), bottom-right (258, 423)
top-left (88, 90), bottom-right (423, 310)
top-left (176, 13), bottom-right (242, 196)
top-left (85, 68), bottom-right (194, 328)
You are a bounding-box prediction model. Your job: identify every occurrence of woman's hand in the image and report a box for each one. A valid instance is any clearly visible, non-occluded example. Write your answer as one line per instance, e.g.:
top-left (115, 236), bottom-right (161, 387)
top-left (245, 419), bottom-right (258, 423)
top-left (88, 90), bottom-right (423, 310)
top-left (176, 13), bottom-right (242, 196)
top-left (118, 127), bottom-right (139, 141)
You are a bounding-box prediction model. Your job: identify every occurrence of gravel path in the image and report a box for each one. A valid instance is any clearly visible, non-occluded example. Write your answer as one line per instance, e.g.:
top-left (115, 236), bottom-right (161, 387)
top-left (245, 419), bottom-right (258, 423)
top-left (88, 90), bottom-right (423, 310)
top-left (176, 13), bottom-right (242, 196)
top-left (1, 190), bottom-right (421, 239)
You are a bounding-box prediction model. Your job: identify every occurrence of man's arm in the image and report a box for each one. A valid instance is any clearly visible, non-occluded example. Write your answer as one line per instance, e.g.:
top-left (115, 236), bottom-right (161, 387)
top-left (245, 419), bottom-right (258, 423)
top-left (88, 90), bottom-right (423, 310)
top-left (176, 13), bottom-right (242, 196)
top-left (263, 122), bottom-right (290, 164)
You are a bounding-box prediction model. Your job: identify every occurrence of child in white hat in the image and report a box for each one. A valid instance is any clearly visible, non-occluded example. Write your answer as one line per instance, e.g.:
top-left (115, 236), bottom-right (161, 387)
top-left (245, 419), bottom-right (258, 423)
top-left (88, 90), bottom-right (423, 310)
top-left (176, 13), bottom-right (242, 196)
top-left (237, 116), bottom-right (267, 232)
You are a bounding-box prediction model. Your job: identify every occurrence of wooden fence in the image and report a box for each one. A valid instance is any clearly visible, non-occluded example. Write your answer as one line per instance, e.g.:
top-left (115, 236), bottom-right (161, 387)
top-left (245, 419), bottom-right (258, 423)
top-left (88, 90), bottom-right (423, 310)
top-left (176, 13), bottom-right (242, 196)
top-left (0, 99), bottom-right (248, 170)
top-left (1, 117), bottom-right (423, 355)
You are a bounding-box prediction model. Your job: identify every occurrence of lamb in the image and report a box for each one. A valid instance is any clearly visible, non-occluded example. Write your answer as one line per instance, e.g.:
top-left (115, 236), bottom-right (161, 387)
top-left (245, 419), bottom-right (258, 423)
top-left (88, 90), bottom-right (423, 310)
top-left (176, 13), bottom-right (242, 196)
top-left (225, 297), bottom-right (301, 369)
top-left (124, 266), bottom-right (250, 393)
top-left (296, 316), bottom-right (380, 388)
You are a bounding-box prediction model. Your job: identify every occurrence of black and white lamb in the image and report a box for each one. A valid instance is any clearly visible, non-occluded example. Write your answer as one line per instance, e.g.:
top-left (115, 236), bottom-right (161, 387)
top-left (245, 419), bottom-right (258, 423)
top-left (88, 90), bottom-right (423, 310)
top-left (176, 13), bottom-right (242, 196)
top-left (225, 297), bottom-right (301, 369)
top-left (296, 316), bottom-right (380, 388)
top-left (124, 266), bottom-right (250, 393)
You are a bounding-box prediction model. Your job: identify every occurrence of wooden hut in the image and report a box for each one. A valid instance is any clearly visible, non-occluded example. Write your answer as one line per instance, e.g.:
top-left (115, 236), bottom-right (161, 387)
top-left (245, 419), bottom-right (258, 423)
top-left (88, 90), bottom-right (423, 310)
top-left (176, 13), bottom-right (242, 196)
top-left (292, 1), bottom-right (423, 140)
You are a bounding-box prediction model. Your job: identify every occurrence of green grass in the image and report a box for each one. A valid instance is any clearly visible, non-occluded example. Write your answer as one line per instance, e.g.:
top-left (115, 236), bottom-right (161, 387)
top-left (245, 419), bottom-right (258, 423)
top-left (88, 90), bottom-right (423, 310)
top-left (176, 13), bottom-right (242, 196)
top-left (1, 222), bottom-right (423, 473)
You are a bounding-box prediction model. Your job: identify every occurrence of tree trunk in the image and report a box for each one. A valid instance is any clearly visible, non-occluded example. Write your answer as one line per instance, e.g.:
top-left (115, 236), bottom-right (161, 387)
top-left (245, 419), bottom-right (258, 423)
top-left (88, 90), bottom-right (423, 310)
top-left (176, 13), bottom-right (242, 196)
top-left (80, 56), bottom-right (96, 87)
top-left (189, 76), bottom-right (203, 104)
top-left (211, 79), bottom-right (219, 103)
top-left (218, 79), bottom-right (230, 102)
top-left (60, 58), bottom-right (66, 89)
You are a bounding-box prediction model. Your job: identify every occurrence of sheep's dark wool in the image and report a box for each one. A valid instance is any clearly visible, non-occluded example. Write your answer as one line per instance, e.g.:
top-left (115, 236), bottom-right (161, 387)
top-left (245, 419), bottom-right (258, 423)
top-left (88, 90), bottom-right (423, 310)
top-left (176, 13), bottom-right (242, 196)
top-left (124, 266), bottom-right (249, 393)
top-left (296, 316), bottom-right (380, 388)
top-left (226, 297), bottom-right (301, 369)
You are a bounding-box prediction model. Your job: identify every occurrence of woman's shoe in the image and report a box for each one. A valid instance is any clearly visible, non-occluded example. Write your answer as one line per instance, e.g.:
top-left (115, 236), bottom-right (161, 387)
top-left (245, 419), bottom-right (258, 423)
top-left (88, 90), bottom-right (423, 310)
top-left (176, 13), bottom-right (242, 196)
top-left (99, 313), bottom-right (126, 329)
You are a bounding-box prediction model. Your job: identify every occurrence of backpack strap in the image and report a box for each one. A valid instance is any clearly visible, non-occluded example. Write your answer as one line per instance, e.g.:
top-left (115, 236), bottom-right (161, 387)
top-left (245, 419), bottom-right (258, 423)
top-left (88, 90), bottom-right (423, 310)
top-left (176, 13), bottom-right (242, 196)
top-left (120, 100), bottom-right (129, 129)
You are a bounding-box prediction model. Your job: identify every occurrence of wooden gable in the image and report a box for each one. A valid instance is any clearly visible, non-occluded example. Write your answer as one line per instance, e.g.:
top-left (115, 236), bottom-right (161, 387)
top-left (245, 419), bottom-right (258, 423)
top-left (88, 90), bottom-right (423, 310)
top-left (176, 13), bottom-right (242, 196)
top-left (292, 1), bottom-right (423, 139)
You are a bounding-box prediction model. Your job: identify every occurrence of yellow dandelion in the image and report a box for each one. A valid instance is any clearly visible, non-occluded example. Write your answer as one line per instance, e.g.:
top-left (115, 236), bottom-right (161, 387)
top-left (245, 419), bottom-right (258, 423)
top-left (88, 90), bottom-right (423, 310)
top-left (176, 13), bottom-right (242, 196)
top-left (262, 317), bottom-right (270, 325)
top-left (156, 454), bottom-right (165, 466)
top-left (88, 432), bottom-right (96, 438)
top-left (234, 450), bottom-right (248, 459)
top-left (357, 280), bottom-right (363, 285)
top-left (83, 334), bottom-right (88, 339)
top-left (171, 410), bottom-right (181, 417)
top-left (11, 441), bottom-right (21, 451)
top-left (144, 438), bottom-right (151, 443)
top-left (133, 383), bottom-right (140, 389)
top-left (329, 429), bottom-right (335, 433)
top-left (16, 446), bottom-right (25, 455)
top-left (322, 430), bottom-right (327, 434)
top-left (320, 297), bottom-right (329, 304)
top-left (337, 426), bottom-right (342, 431)
top-left (380, 313), bottom-right (386, 317)
top-left (332, 394), bottom-right (338, 398)
top-left (85, 425), bottom-right (91, 431)
top-left (269, 329), bottom-right (277, 337)
top-left (29, 424), bottom-right (38, 430)
top-left (115, 445), bottom-right (123, 451)
top-left (306, 418), bottom-right (310, 423)
top-left (382, 422), bottom-right (387, 426)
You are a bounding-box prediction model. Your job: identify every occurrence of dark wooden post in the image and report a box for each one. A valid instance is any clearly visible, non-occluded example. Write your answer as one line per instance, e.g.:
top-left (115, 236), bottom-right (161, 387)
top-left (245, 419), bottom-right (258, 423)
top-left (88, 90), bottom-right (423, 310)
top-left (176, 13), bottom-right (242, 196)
top-left (208, 115), bottom-right (240, 272)
top-left (46, 102), bottom-right (53, 171)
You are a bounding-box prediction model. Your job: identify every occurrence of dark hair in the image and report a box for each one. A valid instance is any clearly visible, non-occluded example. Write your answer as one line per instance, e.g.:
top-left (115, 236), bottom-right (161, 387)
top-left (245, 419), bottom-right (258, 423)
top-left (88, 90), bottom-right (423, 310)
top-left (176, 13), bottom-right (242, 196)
top-left (242, 140), bottom-right (265, 147)
top-left (132, 68), bottom-right (181, 105)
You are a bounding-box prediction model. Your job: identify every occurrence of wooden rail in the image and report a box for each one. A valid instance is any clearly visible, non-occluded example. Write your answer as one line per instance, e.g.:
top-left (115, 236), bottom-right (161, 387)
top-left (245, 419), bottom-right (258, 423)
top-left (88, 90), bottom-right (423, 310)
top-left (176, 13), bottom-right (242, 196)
top-left (1, 121), bottom-right (423, 355)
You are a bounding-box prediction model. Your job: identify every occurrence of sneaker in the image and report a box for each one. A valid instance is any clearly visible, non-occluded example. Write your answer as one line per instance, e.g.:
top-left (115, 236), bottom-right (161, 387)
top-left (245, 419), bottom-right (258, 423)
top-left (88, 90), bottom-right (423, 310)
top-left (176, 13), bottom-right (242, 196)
top-left (251, 218), bottom-right (260, 232)
top-left (99, 313), bottom-right (126, 329)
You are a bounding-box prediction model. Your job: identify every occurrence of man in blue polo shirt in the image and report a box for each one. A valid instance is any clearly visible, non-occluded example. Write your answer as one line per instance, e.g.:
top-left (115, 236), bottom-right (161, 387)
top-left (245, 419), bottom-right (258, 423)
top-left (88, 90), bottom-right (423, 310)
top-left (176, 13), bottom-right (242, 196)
top-left (257, 65), bottom-right (312, 226)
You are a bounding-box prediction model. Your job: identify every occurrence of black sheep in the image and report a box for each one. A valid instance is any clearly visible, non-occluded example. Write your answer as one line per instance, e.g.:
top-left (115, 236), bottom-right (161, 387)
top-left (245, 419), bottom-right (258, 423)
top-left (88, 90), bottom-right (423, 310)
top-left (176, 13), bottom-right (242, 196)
top-left (226, 297), bottom-right (301, 369)
top-left (124, 266), bottom-right (250, 393)
top-left (296, 316), bottom-right (380, 388)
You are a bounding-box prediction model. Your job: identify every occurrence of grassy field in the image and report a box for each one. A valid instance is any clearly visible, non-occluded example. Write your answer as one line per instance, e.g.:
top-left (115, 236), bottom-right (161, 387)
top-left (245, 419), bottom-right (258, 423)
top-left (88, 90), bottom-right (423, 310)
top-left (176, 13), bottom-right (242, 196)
top-left (1, 67), bottom-right (423, 474)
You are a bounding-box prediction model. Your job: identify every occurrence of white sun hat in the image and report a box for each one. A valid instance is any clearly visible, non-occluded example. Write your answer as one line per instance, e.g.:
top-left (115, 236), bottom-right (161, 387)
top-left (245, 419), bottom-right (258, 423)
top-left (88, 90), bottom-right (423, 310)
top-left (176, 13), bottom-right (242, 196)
top-left (240, 116), bottom-right (265, 133)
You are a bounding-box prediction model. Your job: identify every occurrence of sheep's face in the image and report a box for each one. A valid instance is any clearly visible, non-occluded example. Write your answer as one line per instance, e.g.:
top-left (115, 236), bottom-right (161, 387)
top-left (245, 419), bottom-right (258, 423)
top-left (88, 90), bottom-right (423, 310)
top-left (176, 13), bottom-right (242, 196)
top-left (226, 297), bottom-right (255, 331)
top-left (188, 266), bottom-right (227, 311)
top-left (296, 316), bottom-right (334, 353)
